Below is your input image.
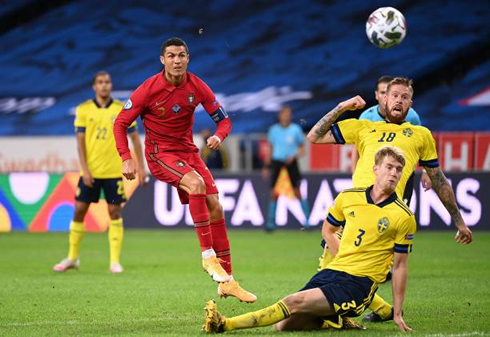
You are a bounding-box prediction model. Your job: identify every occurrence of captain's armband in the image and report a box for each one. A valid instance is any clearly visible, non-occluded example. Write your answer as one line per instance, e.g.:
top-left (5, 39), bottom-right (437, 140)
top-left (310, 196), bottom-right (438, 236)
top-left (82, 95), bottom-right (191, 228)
top-left (210, 106), bottom-right (228, 123)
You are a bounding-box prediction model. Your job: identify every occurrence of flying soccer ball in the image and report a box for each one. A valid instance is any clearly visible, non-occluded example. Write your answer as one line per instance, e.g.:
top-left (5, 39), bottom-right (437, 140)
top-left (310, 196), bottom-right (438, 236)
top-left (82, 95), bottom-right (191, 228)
top-left (366, 7), bottom-right (407, 48)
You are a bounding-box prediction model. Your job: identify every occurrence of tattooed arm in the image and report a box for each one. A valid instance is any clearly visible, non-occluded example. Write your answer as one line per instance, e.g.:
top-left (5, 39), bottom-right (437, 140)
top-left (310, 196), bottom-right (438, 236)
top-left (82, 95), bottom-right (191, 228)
top-left (307, 96), bottom-right (366, 144)
top-left (425, 167), bottom-right (473, 244)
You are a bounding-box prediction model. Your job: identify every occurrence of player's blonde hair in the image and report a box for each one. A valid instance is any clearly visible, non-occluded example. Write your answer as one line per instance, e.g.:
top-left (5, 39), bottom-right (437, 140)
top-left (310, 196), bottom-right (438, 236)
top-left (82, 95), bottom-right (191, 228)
top-left (387, 77), bottom-right (414, 96)
top-left (374, 146), bottom-right (406, 167)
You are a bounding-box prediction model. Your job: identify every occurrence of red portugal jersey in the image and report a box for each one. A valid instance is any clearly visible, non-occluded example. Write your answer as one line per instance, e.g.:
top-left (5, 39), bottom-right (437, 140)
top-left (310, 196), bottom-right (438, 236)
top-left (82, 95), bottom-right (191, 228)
top-left (114, 71), bottom-right (231, 161)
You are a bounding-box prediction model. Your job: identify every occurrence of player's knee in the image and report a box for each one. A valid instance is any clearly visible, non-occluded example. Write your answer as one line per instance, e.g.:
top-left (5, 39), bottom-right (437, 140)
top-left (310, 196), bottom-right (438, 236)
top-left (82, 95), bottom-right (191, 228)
top-left (188, 176), bottom-right (206, 194)
top-left (282, 293), bottom-right (305, 314)
top-left (108, 206), bottom-right (121, 220)
top-left (73, 206), bottom-right (88, 221)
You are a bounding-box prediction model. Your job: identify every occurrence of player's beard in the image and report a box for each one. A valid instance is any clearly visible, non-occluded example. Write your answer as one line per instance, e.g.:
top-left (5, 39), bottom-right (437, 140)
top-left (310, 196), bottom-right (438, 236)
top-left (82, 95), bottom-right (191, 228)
top-left (385, 104), bottom-right (408, 124)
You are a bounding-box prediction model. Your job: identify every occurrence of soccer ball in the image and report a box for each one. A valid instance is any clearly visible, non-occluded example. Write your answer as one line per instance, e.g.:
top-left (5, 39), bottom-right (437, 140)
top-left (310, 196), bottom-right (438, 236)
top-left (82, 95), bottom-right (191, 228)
top-left (366, 7), bottom-right (407, 48)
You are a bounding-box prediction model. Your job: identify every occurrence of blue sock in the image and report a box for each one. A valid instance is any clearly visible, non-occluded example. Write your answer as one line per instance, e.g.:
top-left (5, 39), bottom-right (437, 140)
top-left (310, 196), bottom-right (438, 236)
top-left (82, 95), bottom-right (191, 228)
top-left (300, 199), bottom-right (310, 228)
top-left (267, 201), bottom-right (277, 230)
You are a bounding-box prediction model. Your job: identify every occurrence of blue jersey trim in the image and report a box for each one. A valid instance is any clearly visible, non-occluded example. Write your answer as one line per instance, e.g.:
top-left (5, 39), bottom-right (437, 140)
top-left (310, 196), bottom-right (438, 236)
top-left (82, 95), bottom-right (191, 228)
top-left (75, 127), bottom-right (86, 133)
top-left (419, 158), bottom-right (439, 168)
top-left (394, 244), bottom-right (411, 254)
top-left (331, 124), bottom-right (345, 144)
top-left (327, 213), bottom-right (345, 227)
top-left (127, 126), bottom-right (137, 134)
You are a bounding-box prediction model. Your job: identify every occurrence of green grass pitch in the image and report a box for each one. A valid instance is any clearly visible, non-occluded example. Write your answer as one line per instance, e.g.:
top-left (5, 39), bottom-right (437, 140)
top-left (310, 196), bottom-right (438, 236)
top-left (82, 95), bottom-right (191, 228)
top-left (1, 230), bottom-right (489, 336)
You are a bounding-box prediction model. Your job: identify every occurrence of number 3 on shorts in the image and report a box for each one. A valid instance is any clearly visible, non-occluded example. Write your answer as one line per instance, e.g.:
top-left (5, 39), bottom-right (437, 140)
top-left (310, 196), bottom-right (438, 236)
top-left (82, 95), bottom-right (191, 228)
top-left (117, 180), bottom-right (126, 199)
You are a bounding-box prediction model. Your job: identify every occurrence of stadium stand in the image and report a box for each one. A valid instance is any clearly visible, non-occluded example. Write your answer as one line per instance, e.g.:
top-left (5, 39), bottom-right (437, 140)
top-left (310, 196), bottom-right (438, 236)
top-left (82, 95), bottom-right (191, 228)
top-left (0, 0), bottom-right (488, 136)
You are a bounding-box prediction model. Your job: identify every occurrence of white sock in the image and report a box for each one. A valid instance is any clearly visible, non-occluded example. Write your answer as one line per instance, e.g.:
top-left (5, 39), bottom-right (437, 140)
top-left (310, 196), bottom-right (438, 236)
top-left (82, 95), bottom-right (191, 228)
top-left (202, 249), bottom-right (216, 259)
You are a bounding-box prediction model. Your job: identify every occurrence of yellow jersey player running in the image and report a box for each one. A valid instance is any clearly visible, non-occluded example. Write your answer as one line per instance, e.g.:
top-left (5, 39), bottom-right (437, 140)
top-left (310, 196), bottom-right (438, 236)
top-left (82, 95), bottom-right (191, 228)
top-left (203, 146), bottom-right (415, 332)
top-left (307, 77), bottom-right (473, 323)
top-left (53, 71), bottom-right (146, 274)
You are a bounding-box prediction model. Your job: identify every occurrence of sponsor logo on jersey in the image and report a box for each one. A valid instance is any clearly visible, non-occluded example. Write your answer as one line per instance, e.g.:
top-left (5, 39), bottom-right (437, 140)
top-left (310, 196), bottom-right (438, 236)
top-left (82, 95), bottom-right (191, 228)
top-left (124, 99), bottom-right (133, 110)
top-left (172, 104), bottom-right (181, 114)
top-left (348, 211), bottom-right (355, 217)
top-left (377, 217), bottom-right (390, 233)
top-left (403, 128), bottom-right (413, 137)
top-left (176, 161), bottom-right (185, 168)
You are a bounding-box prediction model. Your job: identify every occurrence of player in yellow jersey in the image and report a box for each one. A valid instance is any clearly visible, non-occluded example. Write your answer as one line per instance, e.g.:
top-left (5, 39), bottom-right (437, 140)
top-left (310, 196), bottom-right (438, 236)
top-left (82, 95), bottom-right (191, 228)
top-left (53, 71), bottom-right (146, 274)
top-left (307, 77), bottom-right (473, 322)
top-left (203, 146), bottom-right (414, 332)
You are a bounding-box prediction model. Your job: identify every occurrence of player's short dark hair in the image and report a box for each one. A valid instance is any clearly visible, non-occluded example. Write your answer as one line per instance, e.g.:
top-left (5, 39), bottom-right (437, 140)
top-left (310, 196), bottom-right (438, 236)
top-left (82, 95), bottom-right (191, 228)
top-left (375, 145), bottom-right (406, 167)
top-left (92, 71), bottom-right (111, 84)
top-left (387, 77), bottom-right (414, 96)
top-left (161, 37), bottom-right (189, 55)
top-left (376, 76), bottom-right (394, 90)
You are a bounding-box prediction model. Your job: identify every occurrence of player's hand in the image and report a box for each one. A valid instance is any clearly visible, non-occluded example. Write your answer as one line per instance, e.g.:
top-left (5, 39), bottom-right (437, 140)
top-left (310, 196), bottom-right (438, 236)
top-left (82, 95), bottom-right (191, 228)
top-left (122, 159), bottom-right (137, 180)
top-left (339, 96), bottom-right (366, 112)
top-left (82, 171), bottom-right (94, 188)
top-left (207, 135), bottom-right (221, 150)
top-left (393, 314), bottom-right (412, 332)
top-left (421, 170), bottom-right (432, 191)
top-left (137, 168), bottom-right (148, 187)
top-left (455, 226), bottom-right (473, 244)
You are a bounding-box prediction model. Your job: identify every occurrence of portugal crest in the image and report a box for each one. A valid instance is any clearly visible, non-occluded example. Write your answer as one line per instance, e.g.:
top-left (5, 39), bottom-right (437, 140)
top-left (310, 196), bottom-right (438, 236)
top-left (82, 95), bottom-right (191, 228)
top-left (403, 128), bottom-right (413, 137)
top-left (188, 93), bottom-right (195, 105)
top-left (377, 217), bottom-right (390, 233)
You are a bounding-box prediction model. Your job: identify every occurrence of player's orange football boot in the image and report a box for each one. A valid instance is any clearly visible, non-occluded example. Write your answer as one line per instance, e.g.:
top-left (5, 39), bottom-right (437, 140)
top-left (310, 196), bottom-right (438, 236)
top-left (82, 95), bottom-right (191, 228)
top-left (218, 279), bottom-right (257, 303)
top-left (202, 256), bottom-right (230, 283)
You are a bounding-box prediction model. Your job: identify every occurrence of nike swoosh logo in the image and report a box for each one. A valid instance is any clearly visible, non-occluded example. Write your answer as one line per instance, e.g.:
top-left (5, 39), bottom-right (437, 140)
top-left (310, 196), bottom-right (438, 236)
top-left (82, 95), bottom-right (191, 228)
top-left (201, 232), bottom-right (211, 236)
top-left (370, 129), bottom-right (376, 133)
top-left (156, 101), bottom-right (164, 106)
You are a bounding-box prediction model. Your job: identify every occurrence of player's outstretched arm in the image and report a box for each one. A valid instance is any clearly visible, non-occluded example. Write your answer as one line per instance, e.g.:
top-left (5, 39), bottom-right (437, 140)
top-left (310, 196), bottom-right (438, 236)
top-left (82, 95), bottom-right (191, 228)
top-left (424, 167), bottom-right (473, 244)
top-left (392, 252), bottom-right (412, 332)
top-left (307, 96), bottom-right (366, 144)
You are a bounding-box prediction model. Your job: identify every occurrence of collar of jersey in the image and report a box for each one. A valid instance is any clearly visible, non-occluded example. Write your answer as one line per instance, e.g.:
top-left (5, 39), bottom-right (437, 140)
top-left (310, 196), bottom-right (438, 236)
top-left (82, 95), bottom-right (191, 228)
top-left (382, 119), bottom-right (408, 126)
top-left (92, 98), bottom-right (113, 109)
top-left (365, 185), bottom-right (398, 208)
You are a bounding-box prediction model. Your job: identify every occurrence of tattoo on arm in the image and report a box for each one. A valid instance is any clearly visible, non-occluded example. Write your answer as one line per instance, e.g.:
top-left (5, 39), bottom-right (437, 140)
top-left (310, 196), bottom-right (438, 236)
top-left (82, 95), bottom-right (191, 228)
top-left (311, 105), bottom-right (343, 141)
top-left (425, 167), bottom-right (463, 224)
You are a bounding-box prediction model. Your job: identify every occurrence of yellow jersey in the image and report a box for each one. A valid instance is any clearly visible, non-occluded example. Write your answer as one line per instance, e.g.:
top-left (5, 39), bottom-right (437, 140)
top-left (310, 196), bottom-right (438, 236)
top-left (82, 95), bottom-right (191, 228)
top-left (331, 119), bottom-right (439, 198)
top-left (74, 99), bottom-right (137, 179)
top-left (326, 187), bottom-right (416, 284)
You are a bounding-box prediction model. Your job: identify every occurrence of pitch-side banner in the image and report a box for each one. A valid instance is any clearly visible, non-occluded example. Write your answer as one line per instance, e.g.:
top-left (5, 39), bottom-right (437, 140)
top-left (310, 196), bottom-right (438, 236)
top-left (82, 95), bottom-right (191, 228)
top-left (123, 172), bottom-right (489, 231)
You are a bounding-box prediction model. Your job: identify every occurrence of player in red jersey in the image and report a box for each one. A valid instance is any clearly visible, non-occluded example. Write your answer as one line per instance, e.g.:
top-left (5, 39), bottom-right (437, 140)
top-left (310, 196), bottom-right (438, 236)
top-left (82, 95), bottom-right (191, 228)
top-left (113, 37), bottom-right (256, 303)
